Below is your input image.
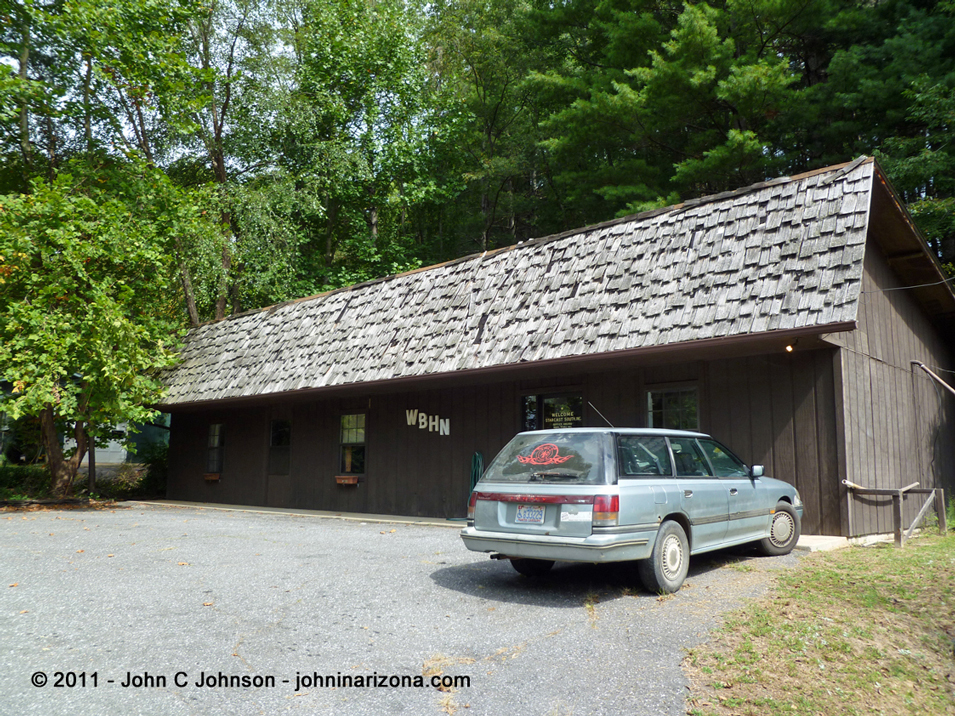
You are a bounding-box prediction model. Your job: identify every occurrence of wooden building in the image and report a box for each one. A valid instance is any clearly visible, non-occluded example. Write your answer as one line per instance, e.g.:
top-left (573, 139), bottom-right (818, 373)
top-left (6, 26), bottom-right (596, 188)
top-left (160, 158), bottom-right (955, 537)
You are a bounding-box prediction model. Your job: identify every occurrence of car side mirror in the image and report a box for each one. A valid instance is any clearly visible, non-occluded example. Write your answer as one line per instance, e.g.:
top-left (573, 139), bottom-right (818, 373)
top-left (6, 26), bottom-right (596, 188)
top-left (750, 465), bottom-right (764, 478)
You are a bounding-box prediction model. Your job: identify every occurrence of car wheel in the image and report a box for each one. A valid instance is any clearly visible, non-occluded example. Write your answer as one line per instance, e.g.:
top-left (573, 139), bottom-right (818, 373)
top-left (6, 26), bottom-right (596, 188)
top-left (638, 520), bottom-right (689, 594)
top-left (757, 502), bottom-right (801, 556)
top-left (509, 558), bottom-right (554, 577)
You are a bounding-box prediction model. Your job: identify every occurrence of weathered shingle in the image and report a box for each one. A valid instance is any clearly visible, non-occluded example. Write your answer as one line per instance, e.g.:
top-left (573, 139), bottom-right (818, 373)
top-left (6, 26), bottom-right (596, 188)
top-left (161, 160), bottom-right (877, 406)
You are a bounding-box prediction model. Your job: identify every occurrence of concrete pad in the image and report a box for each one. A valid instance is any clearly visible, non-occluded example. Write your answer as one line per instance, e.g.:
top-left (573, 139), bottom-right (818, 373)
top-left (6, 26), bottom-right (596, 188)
top-left (795, 534), bottom-right (851, 552)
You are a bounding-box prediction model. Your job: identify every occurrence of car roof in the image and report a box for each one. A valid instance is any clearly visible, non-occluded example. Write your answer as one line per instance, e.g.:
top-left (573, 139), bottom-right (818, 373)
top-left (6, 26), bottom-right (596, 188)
top-left (518, 427), bottom-right (710, 439)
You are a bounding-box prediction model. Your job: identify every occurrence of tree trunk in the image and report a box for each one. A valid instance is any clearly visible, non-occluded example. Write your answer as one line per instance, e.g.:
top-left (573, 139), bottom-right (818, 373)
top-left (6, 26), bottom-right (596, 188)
top-left (506, 177), bottom-right (515, 241)
top-left (215, 233), bottom-right (232, 321)
top-left (367, 205), bottom-right (379, 247)
top-left (39, 407), bottom-right (86, 498)
top-left (176, 237), bottom-right (201, 327)
top-left (480, 186), bottom-right (490, 251)
top-left (365, 182), bottom-right (379, 247)
top-left (83, 57), bottom-right (93, 151)
top-left (44, 112), bottom-right (57, 180)
top-left (325, 197), bottom-right (338, 266)
top-left (18, 21), bottom-right (32, 177)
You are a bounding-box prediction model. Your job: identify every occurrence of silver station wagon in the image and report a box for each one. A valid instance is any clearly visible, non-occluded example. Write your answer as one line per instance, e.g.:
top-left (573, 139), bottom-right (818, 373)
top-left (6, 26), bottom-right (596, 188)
top-left (460, 428), bottom-right (803, 593)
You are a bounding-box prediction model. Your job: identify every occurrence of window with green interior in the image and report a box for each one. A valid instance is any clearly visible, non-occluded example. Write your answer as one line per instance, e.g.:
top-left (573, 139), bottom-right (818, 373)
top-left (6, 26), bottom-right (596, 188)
top-left (340, 414), bottom-right (365, 475)
top-left (647, 386), bottom-right (699, 430)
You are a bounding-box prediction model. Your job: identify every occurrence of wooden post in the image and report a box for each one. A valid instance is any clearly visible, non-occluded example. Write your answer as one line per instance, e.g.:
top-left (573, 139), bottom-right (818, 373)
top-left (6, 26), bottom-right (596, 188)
top-left (938, 489), bottom-right (948, 535)
top-left (905, 491), bottom-right (936, 540)
top-left (893, 491), bottom-right (904, 547)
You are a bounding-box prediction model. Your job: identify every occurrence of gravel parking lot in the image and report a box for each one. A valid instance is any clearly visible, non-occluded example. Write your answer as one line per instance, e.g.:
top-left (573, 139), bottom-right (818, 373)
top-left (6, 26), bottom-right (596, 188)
top-left (1, 503), bottom-right (799, 716)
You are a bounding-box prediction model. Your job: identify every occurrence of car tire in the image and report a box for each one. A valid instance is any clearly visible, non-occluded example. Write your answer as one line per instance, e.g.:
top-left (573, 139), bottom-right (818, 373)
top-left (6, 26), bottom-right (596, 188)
top-left (509, 558), bottom-right (554, 577)
top-left (638, 520), bottom-right (689, 594)
top-left (757, 502), bottom-right (801, 556)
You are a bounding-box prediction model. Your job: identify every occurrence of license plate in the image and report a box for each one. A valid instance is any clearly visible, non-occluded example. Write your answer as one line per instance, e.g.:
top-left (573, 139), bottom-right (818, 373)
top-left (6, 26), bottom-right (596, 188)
top-left (515, 504), bottom-right (545, 524)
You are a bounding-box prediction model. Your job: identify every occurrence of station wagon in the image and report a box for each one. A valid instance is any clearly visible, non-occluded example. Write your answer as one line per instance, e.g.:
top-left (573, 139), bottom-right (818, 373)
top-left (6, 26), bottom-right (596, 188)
top-left (460, 428), bottom-right (803, 593)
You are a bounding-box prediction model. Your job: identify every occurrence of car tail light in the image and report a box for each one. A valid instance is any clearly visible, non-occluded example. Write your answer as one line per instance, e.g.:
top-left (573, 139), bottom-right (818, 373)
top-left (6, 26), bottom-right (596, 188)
top-left (467, 491), bottom-right (478, 522)
top-left (593, 494), bottom-right (619, 526)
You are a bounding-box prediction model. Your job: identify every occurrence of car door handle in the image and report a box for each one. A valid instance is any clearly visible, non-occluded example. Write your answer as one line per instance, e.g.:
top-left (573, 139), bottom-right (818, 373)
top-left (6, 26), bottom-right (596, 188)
top-left (684, 490), bottom-right (693, 498)
top-left (730, 488), bottom-right (738, 496)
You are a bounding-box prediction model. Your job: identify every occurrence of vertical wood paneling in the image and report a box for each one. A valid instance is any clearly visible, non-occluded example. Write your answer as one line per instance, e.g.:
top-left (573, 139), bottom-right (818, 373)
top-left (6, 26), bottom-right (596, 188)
top-left (748, 357), bottom-right (775, 471)
top-left (838, 242), bottom-right (955, 536)
top-left (859, 355), bottom-right (879, 533)
top-left (831, 350), bottom-right (851, 535)
top-left (706, 359), bottom-right (731, 444)
top-left (842, 350), bottom-right (861, 534)
top-left (448, 385), bottom-right (469, 516)
top-left (166, 412), bottom-right (197, 500)
top-left (209, 407), bottom-right (268, 507)
top-left (792, 354), bottom-right (821, 534)
top-left (699, 362), bottom-right (711, 433)
top-left (460, 384), bottom-right (479, 499)
top-left (620, 369), bottom-right (639, 427)
top-left (813, 350), bottom-right (842, 535)
top-left (728, 359), bottom-right (753, 462)
top-left (770, 356), bottom-right (797, 499)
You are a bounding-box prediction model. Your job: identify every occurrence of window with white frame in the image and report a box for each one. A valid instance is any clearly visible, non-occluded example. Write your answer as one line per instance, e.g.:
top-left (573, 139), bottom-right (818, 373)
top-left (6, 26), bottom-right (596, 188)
top-left (647, 387), bottom-right (699, 430)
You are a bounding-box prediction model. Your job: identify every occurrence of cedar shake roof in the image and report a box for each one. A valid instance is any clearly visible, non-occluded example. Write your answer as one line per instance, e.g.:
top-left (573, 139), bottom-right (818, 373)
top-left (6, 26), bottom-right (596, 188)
top-left (159, 158), bottom-right (889, 406)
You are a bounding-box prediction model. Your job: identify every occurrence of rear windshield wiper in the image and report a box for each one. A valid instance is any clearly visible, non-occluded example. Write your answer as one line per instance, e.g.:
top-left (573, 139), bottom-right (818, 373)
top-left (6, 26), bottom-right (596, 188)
top-left (530, 472), bottom-right (579, 481)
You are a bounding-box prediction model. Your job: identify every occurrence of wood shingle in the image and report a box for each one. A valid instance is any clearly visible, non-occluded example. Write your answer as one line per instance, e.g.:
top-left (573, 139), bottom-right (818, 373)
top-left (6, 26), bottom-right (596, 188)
top-left (161, 160), bottom-right (881, 407)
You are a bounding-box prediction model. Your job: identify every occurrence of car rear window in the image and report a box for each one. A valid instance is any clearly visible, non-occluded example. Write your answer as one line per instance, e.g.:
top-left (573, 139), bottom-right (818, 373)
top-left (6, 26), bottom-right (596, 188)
top-left (481, 432), bottom-right (607, 485)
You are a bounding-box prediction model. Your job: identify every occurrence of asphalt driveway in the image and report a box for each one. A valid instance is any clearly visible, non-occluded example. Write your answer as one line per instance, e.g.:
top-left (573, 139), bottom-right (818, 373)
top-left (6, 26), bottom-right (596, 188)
top-left (1, 503), bottom-right (800, 716)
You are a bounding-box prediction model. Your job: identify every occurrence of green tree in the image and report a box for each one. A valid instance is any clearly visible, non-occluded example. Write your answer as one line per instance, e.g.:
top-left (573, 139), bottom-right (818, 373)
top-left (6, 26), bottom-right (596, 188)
top-left (426, 0), bottom-right (558, 251)
top-left (525, 0), bottom-right (676, 222)
top-left (278, 0), bottom-right (446, 289)
top-left (0, 163), bottom-right (210, 495)
top-left (878, 78), bottom-right (955, 274)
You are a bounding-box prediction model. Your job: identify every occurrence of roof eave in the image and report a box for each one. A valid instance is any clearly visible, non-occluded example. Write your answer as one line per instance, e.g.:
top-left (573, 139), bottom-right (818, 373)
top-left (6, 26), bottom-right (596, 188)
top-left (158, 321), bottom-right (857, 412)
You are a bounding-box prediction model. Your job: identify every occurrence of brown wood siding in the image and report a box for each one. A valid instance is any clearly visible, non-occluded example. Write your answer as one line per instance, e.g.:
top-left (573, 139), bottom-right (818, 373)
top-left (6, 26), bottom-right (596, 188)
top-left (262, 386), bottom-right (521, 518)
top-left (829, 241), bottom-right (955, 536)
top-left (700, 352), bottom-right (841, 535)
top-left (167, 352), bottom-right (846, 534)
top-left (166, 408), bottom-right (270, 506)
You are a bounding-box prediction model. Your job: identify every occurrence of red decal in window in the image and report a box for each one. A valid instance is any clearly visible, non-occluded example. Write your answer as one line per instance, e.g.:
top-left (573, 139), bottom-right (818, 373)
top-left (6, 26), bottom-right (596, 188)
top-left (517, 444), bottom-right (573, 465)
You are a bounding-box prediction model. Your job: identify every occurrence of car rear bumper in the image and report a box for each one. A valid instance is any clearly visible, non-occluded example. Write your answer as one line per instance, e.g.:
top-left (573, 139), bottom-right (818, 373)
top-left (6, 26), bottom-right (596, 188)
top-left (460, 525), bottom-right (655, 563)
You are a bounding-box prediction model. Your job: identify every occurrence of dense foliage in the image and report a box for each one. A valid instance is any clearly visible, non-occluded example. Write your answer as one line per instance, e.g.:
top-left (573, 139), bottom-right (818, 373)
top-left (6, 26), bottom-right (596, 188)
top-left (0, 163), bottom-right (210, 493)
top-left (1, 0), bottom-right (953, 491)
top-left (4, 0), bottom-right (953, 316)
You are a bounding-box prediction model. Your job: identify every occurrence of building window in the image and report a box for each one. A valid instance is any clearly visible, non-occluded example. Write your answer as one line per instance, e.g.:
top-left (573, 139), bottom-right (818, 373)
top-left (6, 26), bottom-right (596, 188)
top-left (521, 393), bottom-right (583, 431)
top-left (207, 423), bottom-right (225, 473)
top-left (340, 414), bottom-right (365, 475)
top-left (269, 419), bottom-right (291, 475)
top-left (647, 387), bottom-right (699, 430)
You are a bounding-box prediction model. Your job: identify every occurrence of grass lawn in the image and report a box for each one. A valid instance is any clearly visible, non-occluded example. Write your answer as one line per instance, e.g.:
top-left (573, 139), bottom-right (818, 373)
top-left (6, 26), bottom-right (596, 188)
top-left (684, 532), bottom-right (955, 715)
